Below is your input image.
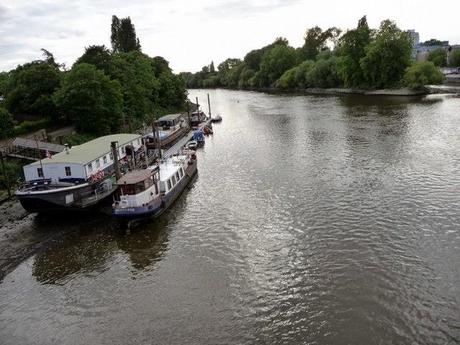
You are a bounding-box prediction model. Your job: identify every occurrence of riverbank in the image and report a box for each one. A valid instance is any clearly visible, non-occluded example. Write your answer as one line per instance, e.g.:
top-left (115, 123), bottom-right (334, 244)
top-left (191, 86), bottom-right (429, 97)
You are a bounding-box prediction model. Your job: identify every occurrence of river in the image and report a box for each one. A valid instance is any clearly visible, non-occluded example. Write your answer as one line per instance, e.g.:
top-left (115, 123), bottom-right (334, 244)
top-left (0, 89), bottom-right (459, 344)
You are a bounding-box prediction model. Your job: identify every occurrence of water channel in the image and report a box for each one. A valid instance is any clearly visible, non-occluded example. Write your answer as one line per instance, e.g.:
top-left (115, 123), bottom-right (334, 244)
top-left (1, 89), bottom-right (459, 344)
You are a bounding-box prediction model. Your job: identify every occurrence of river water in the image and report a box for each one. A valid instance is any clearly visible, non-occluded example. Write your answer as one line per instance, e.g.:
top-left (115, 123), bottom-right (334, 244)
top-left (0, 89), bottom-right (459, 345)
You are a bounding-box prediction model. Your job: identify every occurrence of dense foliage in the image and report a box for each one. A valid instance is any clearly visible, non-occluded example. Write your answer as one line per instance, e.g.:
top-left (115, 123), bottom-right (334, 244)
top-left (54, 64), bottom-right (123, 135)
top-left (182, 17), bottom-right (443, 91)
top-left (404, 62), bottom-right (444, 89)
top-left (0, 107), bottom-right (14, 139)
top-left (0, 15), bottom-right (187, 139)
top-left (427, 48), bottom-right (447, 67)
top-left (448, 49), bottom-right (460, 67)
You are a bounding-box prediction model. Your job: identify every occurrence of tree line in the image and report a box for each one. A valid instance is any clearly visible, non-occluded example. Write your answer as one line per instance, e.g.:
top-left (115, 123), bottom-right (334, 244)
top-left (0, 15), bottom-right (187, 139)
top-left (181, 17), bottom-right (452, 91)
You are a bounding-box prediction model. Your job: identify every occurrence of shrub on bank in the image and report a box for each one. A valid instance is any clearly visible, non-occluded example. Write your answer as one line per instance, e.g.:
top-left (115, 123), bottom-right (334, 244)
top-left (404, 61), bottom-right (444, 89)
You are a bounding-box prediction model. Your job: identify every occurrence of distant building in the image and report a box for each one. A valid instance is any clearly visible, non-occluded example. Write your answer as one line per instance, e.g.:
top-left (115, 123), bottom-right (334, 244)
top-left (407, 30), bottom-right (420, 46)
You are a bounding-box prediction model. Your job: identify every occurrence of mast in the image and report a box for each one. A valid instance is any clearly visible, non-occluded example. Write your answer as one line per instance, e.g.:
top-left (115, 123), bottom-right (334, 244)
top-left (34, 135), bottom-right (46, 182)
top-left (111, 141), bottom-right (122, 181)
top-left (207, 93), bottom-right (212, 118)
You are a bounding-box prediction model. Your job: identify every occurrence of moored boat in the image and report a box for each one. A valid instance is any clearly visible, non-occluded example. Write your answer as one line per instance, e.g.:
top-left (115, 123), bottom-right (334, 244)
top-left (145, 113), bottom-right (188, 149)
top-left (16, 134), bottom-right (143, 213)
top-left (112, 150), bottom-right (197, 221)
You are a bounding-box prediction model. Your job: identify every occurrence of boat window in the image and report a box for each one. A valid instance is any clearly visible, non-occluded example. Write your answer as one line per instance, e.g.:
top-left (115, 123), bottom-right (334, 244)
top-left (37, 167), bottom-right (43, 177)
top-left (172, 175), bottom-right (176, 185)
top-left (87, 163), bottom-right (93, 172)
top-left (121, 146), bottom-right (125, 154)
top-left (103, 155), bottom-right (107, 164)
top-left (135, 181), bottom-right (146, 193)
top-left (181, 168), bottom-right (184, 176)
top-left (109, 152), bottom-right (113, 161)
top-left (167, 180), bottom-right (172, 190)
top-left (65, 166), bottom-right (71, 176)
top-left (96, 159), bottom-right (101, 168)
top-left (137, 139), bottom-right (141, 146)
top-left (120, 184), bottom-right (136, 195)
top-left (175, 171), bottom-right (180, 181)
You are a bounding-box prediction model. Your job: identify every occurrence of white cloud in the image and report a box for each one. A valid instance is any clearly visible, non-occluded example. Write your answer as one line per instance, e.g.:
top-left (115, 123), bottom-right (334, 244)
top-left (0, 0), bottom-right (459, 73)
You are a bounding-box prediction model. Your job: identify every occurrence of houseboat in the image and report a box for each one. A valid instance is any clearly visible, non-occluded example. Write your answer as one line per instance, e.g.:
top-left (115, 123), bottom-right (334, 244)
top-left (145, 113), bottom-right (188, 149)
top-left (112, 150), bottom-right (197, 221)
top-left (16, 134), bottom-right (143, 213)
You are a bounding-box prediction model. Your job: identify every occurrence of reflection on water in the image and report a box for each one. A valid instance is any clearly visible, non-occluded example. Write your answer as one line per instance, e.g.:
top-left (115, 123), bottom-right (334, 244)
top-left (1, 90), bottom-right (459, 345)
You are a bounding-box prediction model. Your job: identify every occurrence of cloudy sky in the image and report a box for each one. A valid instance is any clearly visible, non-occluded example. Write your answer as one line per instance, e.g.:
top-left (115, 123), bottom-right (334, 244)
top-left (1, 0), bottom-right (459, 73)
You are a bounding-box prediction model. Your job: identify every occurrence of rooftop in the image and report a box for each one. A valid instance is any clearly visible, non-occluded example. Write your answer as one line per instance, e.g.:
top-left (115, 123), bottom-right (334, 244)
top-left (116, 169), bottom-right (153, 185)
top-left (156, 113), bottom-right (183, 122)
top-left (28, 133), bottom-right (141, 166)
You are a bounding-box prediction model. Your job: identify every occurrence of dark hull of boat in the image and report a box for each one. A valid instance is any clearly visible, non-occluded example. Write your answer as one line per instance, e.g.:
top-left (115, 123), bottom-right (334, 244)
top-left (16, 180), bottom-right (116, 213)
top-left (146, 127), bottom-right (188, 149)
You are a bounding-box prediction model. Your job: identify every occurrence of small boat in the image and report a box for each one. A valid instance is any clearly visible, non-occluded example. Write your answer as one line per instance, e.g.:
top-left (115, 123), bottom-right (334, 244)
top-left (186, 140), bottom-right (198, 150)
top-left (112, 150), bottom-right (198, 221)
top-left (211, 115), bottom-right (222, 123)
top-left (192, 129), bottom-right (205, 147)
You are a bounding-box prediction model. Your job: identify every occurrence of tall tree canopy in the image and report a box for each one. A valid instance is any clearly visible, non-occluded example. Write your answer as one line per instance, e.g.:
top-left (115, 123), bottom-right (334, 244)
top-left (4, 59), bottom-right (61, 120)
top-left (302, 26), bottom-right (341, 60)
top-left (111, 15), bottom-right (141, 53)
top-left (337, 16), bottom-right (372, 88)
top-left (53, 63), bottom-right (123, 135)
top-left (360, 20), bottom-right (412, 88)
top-left (75, 45), bottom-right (112, 74)
top-left (427, 48), bottom-right (447, 67)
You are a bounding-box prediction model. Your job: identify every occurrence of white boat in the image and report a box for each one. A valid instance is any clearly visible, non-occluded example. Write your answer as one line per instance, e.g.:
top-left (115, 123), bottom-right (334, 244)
top-left (112, 150), bottom-right (197, 220)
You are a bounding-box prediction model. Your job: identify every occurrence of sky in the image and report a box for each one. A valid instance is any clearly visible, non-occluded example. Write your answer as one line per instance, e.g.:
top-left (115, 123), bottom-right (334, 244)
top-left (1, 0), bottom-right (459, 73)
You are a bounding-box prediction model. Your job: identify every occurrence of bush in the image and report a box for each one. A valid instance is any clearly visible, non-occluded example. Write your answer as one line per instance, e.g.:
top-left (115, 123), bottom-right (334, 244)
top-left (404, 61), bottom-right (444, 89)
top-left (13, 118), bottom-right (49, 136)
top-left (448, 49), bottom-right (460, 67)
top-left (306, 57), bottom-right (342, 88)
top-left (0, 107), bottom-right (15, 139)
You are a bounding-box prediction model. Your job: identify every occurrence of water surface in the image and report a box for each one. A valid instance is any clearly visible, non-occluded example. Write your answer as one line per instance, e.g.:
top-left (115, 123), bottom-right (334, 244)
top-left (1, 90), bottom-right (459, 344)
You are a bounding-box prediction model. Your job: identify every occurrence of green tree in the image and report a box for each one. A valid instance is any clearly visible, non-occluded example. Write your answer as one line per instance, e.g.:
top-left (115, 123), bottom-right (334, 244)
top-left (404, 61), bottom-right (444, 89)
top-left (302, 26), bottom-right (341, 60)
top-left (53, 63), bottom-right (123, 135)
top-left (0, 72), bottom-right (9, 98)
top-left (360, 20), bottom-right (412, 88)
top-left (0, 107), bottom-right (14, 139)
top-left (427, 48), bottom-right (447, 67)
top-left (108, 51), bottom-right (159, 126)
top-left (337, 16), bottom-right (372, 88)
top-left (448, 49), bottom-right (460, 67)
top-left (306, 57), bottom-right (341, 88)
top-left (258, 44), bottom-right (299, 86)
top-left (111, 15), bottom-right (141, 53)
top-left (75, 45), bottom-right (113, 74)
top-left (5, 60), bottom-right (61, 119)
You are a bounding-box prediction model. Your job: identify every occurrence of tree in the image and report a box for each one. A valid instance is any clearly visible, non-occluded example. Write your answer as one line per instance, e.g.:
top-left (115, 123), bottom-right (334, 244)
top-left (53, 63), bottom-right (123, 135)
top-left (337, 16), bottom-right (372, 88)
top-left (107, 52), bottom-right (158, 126)
top-left (258, 44), bottom-right (299, 86)
top-left (111, 15), bottom-right (141, 53)
top-left (306, 57), bottom-right (341, 88)
top-left (0, 72), bottom-right (9, 98)
top-left (209, 61), bottom-right (215, 73)
top-left (75, 45), bottom-right (112, 74)
top-left (302, 26), bottom-right (341, 60)
top-left (5, 60), bottom-right (61, 119)
top-left (150, 56), bottom-right (170, 77)
top-left (360, 20), bottom-right (412, 88)
top-left (0, 107), bottom-right (14, 139)
top-left (448, 49), bottom-right (460, 67)
top-left (404, 61), bottom-right (444, 89)
top-left (427, 48), bottom-right (447, 67)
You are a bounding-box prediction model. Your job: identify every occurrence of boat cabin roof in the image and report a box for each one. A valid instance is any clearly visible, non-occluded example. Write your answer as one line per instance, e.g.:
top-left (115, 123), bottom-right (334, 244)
top-left (155, 113), bottom-right (183, 123)
top-left (27, 134), bottom-right (141, 167)
top-left (117, 169), bottom-right (153, 185)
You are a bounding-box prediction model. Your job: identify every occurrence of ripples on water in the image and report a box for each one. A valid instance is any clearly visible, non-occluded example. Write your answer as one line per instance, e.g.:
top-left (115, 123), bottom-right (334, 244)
top-left (1, 90), bottom-right (459, 345)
